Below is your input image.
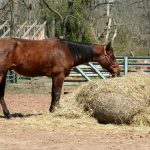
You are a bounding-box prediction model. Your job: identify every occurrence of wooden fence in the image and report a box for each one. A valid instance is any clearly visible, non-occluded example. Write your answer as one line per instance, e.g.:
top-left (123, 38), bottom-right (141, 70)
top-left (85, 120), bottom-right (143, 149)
top-left (0, 20), bottom-right (46, 39)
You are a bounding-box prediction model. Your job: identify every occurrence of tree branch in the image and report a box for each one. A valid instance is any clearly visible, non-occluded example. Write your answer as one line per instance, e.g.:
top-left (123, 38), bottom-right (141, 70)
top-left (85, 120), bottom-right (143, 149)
top-left (41, 0), bottom-right (63, 21)
top-left (94, 2), bottom-right (109, 10)
top-left (128, 0), bottom-right (143, 6)
top-left (94, 1), bottom-right (120, 10)
top-left (22, 0), bottom-right (28, 9)
top-left (0, 2), bottom-right (9, 10)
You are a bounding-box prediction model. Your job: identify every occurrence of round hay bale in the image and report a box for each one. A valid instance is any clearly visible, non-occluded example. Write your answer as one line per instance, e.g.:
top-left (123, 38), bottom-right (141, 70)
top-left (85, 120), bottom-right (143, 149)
top-left (76, 72), bottom-right (150, 124)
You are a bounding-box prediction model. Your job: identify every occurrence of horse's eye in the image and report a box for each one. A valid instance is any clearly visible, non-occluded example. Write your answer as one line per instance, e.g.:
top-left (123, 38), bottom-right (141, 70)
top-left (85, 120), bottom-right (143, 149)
top-left (110, 55), bottom-right (115, 59)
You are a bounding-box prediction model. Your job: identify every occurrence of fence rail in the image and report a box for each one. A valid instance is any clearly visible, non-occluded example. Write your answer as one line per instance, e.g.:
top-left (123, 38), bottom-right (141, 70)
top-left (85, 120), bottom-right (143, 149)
top-left (0, 21), bottom-right (46, 39)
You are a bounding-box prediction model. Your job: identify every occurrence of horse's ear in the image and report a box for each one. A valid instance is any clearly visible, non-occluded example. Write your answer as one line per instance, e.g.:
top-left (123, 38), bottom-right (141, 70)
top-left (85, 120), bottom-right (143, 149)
top-left (106, 42), bottom-right (111, 51)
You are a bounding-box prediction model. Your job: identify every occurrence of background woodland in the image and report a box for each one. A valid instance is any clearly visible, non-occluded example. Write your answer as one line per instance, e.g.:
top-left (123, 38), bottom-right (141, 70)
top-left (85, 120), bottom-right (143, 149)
top-left (0, 0), bottom-right (150, 56)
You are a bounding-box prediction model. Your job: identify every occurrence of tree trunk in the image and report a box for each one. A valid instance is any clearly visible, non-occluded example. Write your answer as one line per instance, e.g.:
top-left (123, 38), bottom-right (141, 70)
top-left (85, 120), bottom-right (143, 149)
top-left (51, 16), bottom-right (55, 37)
top-left (10, 0), bottom-right (15, 37)
top-left (105, 1), bottom-right (112, 44)
top-left (10, 0), bottom-right (19, 37)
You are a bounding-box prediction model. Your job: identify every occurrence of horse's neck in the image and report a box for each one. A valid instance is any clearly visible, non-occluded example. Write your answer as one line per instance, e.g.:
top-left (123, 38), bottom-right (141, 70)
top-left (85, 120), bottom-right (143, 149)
top-left (73, 51), bottom-right (95, 66)
top-left (65, 40), bottom-right (96, 67)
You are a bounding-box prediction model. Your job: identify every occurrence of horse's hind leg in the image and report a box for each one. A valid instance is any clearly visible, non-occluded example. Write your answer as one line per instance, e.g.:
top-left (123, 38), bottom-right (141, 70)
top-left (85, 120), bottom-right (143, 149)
top-left (0, 74), bottom-right (12, 118)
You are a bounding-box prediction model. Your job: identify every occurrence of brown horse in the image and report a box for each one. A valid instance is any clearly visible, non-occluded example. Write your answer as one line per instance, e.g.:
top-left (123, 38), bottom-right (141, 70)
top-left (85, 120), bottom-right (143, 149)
top-left (0, 38), bottom-right (120, 118)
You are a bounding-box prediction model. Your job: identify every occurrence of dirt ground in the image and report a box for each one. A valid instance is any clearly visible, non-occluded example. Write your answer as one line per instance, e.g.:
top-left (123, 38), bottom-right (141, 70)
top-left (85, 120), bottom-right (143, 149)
top-left (0, 93), bottom-right (150, 150)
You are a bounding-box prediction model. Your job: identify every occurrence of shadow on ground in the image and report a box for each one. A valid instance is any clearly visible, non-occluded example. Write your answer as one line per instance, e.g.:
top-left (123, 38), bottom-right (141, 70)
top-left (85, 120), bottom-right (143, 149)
top-left (0, 112), bottom-right (43, 119)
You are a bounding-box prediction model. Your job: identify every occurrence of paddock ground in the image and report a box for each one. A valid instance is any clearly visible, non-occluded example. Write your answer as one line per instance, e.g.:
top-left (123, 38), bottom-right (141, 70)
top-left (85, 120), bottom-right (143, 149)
top-left (0, 93), bottom-right (150, 150)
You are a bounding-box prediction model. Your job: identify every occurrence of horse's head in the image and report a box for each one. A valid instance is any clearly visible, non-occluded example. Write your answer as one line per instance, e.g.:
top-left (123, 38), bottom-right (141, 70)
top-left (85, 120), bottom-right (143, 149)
top-left (94, 42), bottom-right (120, 77)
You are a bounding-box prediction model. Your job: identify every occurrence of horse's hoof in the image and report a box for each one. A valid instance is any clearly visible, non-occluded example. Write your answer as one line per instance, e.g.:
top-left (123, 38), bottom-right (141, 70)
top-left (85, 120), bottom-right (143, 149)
top-left (4, 113), bottom-right (13, 119)
top-left (49, 108), bottom-right (55, 113)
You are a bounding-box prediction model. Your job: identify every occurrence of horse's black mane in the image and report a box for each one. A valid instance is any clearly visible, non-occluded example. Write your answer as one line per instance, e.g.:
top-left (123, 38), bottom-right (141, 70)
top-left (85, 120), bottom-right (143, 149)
top-left (60, 39), bottom-right (94, 62)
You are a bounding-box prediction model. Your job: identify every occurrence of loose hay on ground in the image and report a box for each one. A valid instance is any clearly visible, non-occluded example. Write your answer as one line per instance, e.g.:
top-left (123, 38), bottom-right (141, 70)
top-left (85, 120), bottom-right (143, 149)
top-left (132, 106), bottom-right (150, 126)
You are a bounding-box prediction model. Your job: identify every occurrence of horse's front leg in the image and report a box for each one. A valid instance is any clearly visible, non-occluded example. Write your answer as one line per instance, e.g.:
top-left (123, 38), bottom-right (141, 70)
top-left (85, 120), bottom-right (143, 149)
top-left (0, 74), bottom-right (12, 118)
top-left (49, 73), bottom-right (65, 112)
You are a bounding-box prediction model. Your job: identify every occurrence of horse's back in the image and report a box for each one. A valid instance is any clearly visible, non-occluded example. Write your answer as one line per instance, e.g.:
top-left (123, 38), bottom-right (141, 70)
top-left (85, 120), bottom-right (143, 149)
top-left (0, 37), bottom-right (17, 48)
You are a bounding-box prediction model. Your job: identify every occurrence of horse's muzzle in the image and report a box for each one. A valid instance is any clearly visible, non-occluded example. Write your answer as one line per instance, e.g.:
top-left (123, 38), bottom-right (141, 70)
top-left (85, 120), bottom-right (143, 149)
top-left (111, 67), bottom-right (121, 77)
top-left (112, 72), bottom-right (120, 77)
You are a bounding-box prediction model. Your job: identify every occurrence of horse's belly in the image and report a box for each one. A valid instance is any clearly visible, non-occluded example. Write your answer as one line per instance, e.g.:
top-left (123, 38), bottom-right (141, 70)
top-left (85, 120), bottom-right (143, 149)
top-left (13, 65), bottom-right (51, 77)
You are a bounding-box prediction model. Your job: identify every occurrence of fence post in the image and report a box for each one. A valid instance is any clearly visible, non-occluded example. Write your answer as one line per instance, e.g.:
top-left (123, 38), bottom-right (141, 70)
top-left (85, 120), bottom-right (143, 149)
top-left (124, 56), bottom-right (128, 76)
